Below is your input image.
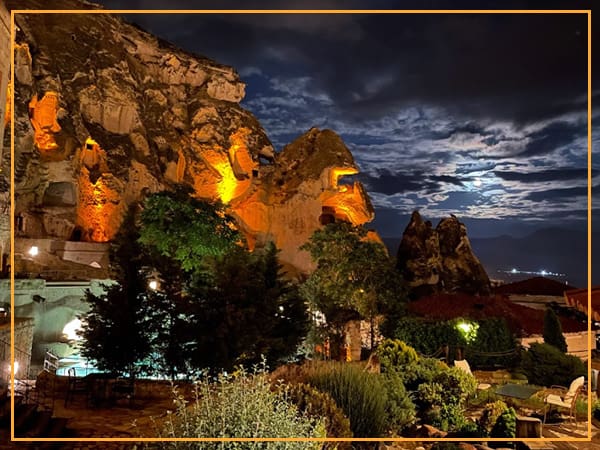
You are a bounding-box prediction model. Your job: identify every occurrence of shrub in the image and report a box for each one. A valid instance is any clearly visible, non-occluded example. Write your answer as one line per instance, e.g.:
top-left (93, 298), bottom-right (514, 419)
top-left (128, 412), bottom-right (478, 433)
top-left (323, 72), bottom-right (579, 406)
top-left (520, 342), bottom-right (586, 387)
top-left (401, 357), bottom-right (449, 391)
top-left (156, 366), bottom-right (325, 449)
top-left (392, 317), bottom-right (464, 356)
top-left (308, 363), bottom-right (388, 437)
top-left (287, 383), bottom-right (353, 448)
top-left (381, 368), bottom-right (417, 435)
top-left (376, 339), bottom-right (419, 372)
top-left (479, 400), bottom-right (509, 435)
top-left (391, 317), bottom-right (519, 369)
top-left (415, 366), bottom-right (476, 431)
top-left (465, 318), bottom-right (520, 369)
top-left (593, 399), bottom-right (600, 421)
top-left (455, 420), bottom-right (486, 438)
top-left (491, 407), bottom-right (517, 439)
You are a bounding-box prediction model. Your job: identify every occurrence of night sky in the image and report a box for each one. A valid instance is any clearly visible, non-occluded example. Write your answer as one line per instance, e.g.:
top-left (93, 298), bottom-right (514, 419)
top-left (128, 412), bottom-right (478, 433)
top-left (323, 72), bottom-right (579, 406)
top-left (93, 1), bottom-right (596, 283)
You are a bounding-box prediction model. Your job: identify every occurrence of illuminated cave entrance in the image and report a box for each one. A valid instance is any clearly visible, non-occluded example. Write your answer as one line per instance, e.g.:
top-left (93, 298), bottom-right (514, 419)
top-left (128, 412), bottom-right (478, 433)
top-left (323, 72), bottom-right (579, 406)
top-left (55, 318), bottom-right (98, 377)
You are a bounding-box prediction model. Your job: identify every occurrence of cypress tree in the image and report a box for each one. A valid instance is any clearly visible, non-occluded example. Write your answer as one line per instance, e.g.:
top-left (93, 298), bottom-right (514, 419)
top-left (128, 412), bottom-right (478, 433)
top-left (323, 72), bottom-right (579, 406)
top-left (543, 308), bottom-right (568, 353)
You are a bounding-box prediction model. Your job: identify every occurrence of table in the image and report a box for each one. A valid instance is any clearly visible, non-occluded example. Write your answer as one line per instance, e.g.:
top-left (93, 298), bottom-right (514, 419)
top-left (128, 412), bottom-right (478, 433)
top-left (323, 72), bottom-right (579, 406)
top-left (495, 383), bottom-right (540, 400)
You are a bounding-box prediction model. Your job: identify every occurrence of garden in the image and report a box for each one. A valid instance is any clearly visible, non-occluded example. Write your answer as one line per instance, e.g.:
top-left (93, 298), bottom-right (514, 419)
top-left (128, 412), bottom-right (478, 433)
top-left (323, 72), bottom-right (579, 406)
top-left (67, 187), bottom-right (591, 446)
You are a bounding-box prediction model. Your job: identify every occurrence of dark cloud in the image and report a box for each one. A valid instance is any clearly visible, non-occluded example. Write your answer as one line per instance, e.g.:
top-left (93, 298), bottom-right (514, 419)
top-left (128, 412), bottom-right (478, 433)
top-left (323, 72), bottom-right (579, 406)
top-left (516, 120), bottom-right (587, 158)
top-left (101, 7), bottom-right (591, 127)
top-left (456, 161), bottom-right (497, 174)
top-left (360, 170), bottom-right (466, 196)
top-left (526, 186), bottom-right (589, 202)
top-left (359, 170), bottom-right (424, 195)
top-left (495, 168), bottom-right (594, 183)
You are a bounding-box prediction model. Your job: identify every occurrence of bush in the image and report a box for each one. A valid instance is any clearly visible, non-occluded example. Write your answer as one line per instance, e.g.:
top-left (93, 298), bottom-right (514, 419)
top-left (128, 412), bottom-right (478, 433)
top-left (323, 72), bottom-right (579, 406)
top-left (156, 366), bottom-right (325, 449)
top-left (287, 383), bottom-right (353, 448)
top-left (381, 368), bottom-right (417, 435)
top-left (391, 317), bottom-right (519, 369)
top-left (455, 420), bottom-right (486, 438)
top-left (593, 399), bottom-right (600, 421)
top-left (392, 317), bottom-right (463, 356)
top-left (415, 367), bottom-right (476, 431)
top-left (466, 318), bottom-right (520, 369)
top-left (521, 343), bottom-right (586, 387)
top-left (376, 339), bottom-right (419, 372)
top-left (479, 400), bottom-right (509, 435)
top-left (491, 407), bottom-right (517, 439)
top-left (308, 363), bottom-right (388, 438)
top-left (401, 357), bottom-right (449, 392)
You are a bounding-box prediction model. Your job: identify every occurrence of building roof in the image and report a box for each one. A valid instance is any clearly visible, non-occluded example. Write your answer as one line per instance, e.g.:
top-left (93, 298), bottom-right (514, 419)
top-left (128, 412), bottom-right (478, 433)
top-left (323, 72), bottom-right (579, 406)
top-left (564, 287), bottom-right (600, 319)
top-left (407, 293), bottom-right (587, 336)
top-left (494, 276), bottom-right (574, 297)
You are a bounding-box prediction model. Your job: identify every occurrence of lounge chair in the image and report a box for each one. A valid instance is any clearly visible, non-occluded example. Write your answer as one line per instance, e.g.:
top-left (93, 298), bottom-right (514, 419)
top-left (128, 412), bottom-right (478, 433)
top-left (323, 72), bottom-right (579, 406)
top-left (543, 376), bottom-right (585, 428)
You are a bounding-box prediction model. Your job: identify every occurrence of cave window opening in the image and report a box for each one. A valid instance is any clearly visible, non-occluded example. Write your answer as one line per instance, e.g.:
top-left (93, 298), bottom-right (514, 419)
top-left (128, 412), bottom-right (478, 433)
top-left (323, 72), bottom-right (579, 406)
top-left (86, 143), bottom-right (94, 150)
top-left (71, 227), bottom-right (82, 242)
top-left (319, 207), bottom-right (336, 226)
top-left (16, 215), bottom-right (24, 232)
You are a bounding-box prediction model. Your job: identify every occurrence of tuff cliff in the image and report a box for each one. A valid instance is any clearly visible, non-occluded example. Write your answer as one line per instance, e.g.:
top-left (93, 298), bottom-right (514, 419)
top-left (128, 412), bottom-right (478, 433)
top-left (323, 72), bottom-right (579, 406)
top-left (397, 211), bottom-right (491, 297)
top-left (10, 1), bottom-right (374, 275)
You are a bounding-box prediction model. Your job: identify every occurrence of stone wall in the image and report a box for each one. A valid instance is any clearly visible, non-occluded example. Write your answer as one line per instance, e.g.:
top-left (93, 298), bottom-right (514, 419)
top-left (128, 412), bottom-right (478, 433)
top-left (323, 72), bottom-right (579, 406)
top-left (0, 1), bottom-right (9, 159)
top-left (0, 1), bottom-right (9, 273)
top-left (1, 278), bottom-right (112, 363)
top-left (0, 318), bottom-right (35, 382)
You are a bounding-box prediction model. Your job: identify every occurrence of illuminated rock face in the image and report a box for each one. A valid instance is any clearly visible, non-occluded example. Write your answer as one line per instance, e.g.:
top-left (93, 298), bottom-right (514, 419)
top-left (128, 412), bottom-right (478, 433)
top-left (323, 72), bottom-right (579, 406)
top-left (29, 92), bottom-right (61, 152)
top-left (11, 1), bottom-right (375, 274)
top-left (397, 211), bottom-right (491, 297)
top-left (232, 128), bottom-right (374, 271)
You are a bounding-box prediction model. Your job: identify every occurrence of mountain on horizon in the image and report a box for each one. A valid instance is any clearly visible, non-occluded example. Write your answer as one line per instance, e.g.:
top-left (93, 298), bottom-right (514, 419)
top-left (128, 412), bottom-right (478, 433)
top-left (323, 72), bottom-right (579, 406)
top-left (383, 227), bottom-right (597, 289)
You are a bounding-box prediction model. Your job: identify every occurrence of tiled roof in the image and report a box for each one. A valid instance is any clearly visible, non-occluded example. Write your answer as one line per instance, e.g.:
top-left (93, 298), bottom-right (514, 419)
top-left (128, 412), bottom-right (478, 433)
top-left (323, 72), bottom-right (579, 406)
top-left (407, 293), bottom-right (587, 336)
top-left (564, 287), bottom-right (600, 320)
top-left (494, 276), bottom-right (574, 296)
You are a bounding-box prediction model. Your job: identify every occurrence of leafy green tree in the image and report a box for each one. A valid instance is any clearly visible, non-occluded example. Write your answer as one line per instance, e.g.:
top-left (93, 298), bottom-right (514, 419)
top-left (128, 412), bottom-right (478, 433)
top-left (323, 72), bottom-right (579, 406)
top-left (138, 185), bottom-right (242, 272)
top-left (543, 307), bottom-right (568, 352)
top-left (301, 223), bottom-right (405, 354)
top-left (78, 207), bottom-right (154, 379)
top-left (188, 244), bottom-right (308, 372)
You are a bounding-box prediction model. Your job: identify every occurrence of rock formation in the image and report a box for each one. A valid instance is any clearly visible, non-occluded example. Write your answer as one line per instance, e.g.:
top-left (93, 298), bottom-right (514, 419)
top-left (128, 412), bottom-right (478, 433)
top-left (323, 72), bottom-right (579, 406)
top-left (10, 0), bottom-right (374, 276)
top-left (397, 211), bottom-right (491, 297)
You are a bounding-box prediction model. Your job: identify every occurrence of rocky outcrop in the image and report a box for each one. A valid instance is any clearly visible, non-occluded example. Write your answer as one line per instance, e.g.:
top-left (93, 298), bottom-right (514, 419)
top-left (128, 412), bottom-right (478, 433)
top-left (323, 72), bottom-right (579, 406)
top-left (397, 211), bottom-right (491, 297)
top-left (10, 0), bottom-right (374, 275)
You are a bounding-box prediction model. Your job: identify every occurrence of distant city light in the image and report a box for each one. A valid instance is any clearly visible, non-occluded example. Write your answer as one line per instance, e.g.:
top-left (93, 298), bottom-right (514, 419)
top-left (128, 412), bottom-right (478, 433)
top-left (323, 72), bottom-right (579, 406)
top-left (499, 268), bottom-right (565, 278)
top-left (28, 246), bottom-right (38, 257)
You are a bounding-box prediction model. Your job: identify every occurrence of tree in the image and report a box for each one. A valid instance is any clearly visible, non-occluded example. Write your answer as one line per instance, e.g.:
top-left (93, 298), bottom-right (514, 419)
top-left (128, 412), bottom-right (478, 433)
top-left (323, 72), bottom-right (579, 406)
top-left (138, 185), bottom-right (242, 273)
top-left (78, 207), bottom-right (155, 379)
top-left (301, 222), bottom-right (405, 355)
top-left (188, 244), bottom-right (308, 372)
top-left (543, 307), bottom-right (568, 352)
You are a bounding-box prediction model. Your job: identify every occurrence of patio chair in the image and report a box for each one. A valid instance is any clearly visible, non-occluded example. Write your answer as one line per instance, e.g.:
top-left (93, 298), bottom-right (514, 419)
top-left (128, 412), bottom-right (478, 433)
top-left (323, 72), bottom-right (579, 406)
top-left (454, 359), bottom-right (492, 401)
top-left (543, 376), bottom-right (585, 428)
